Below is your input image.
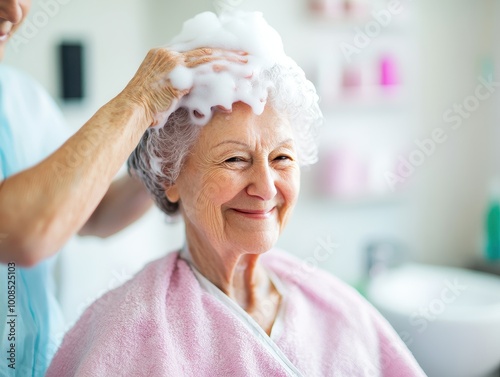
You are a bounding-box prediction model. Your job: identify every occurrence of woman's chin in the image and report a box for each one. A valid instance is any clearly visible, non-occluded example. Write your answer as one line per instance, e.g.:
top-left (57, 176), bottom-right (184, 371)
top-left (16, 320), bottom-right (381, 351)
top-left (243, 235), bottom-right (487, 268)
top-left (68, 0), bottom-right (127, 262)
top-left (215, 224), bottom-right (282, 255)
top-left (229, 236), bottom-right (279, 256)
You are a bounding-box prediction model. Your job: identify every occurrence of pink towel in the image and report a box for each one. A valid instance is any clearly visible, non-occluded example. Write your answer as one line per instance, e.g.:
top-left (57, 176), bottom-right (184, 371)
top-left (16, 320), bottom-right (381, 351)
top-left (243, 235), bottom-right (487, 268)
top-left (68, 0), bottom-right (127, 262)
top-left (47, 250), bottom-right (426, 376)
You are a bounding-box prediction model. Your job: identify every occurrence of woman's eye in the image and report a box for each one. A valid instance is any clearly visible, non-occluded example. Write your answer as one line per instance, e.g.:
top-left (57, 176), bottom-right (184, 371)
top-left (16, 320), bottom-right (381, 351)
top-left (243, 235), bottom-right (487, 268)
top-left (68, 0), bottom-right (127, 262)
top-left (225, 157), bottom-right (245, 163)
top-left (274, 155), bottom-right (292, 161)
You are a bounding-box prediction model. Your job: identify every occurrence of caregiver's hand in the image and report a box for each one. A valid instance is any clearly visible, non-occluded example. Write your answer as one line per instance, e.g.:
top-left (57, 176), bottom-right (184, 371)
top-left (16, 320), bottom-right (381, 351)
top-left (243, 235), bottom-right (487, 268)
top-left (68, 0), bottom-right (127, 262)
top-left (117, 47), bottom-right (249, 127)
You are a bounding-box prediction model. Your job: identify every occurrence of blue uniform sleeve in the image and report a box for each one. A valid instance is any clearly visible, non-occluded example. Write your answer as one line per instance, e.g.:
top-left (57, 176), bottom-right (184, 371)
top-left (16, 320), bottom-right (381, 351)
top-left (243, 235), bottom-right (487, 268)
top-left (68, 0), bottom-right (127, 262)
top-left (0, 65), bottom-right (67, 377)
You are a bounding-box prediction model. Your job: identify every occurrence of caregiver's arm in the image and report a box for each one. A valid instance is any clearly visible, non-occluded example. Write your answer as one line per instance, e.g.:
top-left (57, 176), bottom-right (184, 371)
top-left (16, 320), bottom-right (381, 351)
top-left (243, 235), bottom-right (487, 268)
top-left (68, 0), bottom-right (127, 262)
top-left (0, 97), bottom-right (150, 267)
top-left (0, 47), bottom-right (228, 266)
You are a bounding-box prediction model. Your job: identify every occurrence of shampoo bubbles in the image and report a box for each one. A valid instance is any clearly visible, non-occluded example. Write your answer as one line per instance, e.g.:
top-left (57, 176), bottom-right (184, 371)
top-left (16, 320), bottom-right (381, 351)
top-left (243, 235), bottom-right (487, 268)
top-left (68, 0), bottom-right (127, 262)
top-left (165, 11), bottom-right (291, 127)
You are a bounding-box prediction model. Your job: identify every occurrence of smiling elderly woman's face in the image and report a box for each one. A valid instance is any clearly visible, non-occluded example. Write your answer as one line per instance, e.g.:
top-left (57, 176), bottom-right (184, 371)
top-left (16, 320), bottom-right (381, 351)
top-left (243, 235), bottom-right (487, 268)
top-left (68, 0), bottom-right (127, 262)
top-left (166, 101), bottom-right (300, 255)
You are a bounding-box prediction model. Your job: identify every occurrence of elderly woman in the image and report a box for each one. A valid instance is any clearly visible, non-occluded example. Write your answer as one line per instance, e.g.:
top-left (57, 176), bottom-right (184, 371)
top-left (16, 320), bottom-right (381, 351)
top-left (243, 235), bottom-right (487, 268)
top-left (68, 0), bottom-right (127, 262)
top-left (47, 11), bottom-right (425, 377)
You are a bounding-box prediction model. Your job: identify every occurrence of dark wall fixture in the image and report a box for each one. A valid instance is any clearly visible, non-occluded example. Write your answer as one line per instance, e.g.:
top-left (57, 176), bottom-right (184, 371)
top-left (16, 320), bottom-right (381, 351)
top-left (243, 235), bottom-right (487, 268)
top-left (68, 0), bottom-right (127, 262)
top-left (58, 42), bottom-right (85, 101)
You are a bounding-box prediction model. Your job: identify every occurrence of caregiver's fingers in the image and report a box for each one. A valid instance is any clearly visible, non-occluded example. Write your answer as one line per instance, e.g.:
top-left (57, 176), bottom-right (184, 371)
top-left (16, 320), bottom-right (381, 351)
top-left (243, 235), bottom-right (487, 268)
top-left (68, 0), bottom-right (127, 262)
top-left (184, 55), bottom-right (248, 68)
top-left (118, 47), bottom-right (189, 126)
top-left (184, 47), bottom-right (248, 58)
top-left (182, 48), bottom-right (248, 68)
top-left (184, 56), bottom-right (248, 68)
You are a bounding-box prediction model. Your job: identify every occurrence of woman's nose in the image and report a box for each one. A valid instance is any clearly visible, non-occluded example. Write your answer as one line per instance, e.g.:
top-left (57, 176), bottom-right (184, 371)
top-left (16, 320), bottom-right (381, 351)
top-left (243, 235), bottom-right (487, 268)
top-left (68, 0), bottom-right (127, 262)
top-left (0, 0), bottom-right (23, 24)
top-left (246, 162), bottom-right (278, 201)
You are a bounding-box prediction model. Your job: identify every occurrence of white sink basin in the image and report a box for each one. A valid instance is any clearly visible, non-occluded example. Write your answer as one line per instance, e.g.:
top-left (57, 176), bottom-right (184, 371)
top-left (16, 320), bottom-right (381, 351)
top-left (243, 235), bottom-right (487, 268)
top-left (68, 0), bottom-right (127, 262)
top-left (366, 263), bottom-right (500, 377)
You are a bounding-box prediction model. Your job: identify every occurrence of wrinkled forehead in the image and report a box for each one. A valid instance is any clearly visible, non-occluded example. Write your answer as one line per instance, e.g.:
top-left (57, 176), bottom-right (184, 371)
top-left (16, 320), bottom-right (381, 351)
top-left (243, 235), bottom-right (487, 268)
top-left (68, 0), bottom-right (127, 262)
top-left (195, 102), bottom-right (294, 151)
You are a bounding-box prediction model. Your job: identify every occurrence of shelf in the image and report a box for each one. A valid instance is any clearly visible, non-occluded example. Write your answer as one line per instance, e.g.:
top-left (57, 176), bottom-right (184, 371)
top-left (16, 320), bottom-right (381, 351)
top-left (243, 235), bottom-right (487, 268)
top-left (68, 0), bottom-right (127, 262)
top-left (306, 15), bottom-right (411, 35)
top-left (305, 0), bottom-right (414, 34)
top-left (319, 85), bottom-right (408, 113)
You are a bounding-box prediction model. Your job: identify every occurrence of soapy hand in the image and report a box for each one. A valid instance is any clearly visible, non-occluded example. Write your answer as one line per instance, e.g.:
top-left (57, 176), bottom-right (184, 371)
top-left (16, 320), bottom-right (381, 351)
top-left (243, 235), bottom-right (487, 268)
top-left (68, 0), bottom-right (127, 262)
top-left (119, 47), bottom-right (248, 128)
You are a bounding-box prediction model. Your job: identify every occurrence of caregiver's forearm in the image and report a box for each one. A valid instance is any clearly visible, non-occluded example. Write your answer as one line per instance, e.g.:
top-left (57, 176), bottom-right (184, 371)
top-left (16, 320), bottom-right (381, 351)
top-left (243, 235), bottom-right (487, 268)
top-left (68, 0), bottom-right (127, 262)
top-left (78, 174), bottom-right (153, 238)
top-left (0, 97), bottom-right (150, 266)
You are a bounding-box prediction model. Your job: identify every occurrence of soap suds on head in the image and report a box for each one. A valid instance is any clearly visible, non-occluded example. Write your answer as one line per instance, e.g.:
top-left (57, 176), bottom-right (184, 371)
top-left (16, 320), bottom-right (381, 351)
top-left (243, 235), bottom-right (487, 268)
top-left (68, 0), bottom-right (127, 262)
top-left (166, 11), bottom-right (293, 126)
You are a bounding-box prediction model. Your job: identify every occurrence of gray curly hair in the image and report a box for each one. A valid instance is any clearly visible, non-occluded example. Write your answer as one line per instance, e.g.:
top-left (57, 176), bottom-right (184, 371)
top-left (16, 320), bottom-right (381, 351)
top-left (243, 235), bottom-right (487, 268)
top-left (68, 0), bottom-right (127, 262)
top-left (128, 63), bottom-right (322, 220)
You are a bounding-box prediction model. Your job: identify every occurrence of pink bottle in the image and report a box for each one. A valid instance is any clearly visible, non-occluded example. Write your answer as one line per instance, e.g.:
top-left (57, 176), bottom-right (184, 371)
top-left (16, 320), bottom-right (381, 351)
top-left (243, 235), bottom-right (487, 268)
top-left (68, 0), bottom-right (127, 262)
top-left (380, 54), bottom-right (399, 87)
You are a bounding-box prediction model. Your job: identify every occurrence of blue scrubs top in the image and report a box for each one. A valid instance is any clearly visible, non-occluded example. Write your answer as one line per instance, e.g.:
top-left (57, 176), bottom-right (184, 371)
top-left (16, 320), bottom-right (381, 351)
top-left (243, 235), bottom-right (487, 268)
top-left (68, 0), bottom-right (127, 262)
top-left (0, 65), bottom-right (69, 376)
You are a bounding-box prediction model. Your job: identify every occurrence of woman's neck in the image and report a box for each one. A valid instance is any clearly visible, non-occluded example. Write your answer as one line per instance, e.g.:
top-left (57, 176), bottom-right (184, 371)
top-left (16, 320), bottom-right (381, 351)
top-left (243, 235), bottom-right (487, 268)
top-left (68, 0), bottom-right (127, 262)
top-left (185, 234), bottom-right (281, 334)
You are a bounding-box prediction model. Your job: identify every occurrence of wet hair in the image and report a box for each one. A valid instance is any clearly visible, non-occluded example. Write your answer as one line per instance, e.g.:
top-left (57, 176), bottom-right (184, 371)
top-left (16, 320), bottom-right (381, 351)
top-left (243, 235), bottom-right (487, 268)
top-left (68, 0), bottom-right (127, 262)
top-left (127, 62), bottom-right (322, 220)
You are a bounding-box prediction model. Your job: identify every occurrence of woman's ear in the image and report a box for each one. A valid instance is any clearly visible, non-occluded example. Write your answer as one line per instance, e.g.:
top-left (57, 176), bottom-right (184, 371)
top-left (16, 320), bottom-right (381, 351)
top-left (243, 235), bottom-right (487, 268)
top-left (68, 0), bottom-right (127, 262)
top-left (165, 184), bottom-right (180, 203)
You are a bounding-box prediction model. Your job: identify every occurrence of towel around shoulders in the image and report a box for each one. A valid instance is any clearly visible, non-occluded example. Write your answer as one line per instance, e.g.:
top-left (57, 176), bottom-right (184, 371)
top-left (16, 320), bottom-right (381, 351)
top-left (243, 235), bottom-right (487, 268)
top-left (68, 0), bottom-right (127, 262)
top-left (46, 249), bottom-right (426, 377)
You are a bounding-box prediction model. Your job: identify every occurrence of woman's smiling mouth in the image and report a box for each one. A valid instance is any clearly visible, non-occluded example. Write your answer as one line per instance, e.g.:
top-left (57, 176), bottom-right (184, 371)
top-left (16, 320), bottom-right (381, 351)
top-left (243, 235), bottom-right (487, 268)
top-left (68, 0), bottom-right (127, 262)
top-left (231, 207), bottom-right (276, 219)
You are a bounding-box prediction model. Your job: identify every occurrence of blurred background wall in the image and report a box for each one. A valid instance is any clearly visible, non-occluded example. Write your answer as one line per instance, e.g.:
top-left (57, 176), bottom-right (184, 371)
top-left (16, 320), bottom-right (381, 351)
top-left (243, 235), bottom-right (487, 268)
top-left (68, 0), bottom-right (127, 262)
top-left (4, 0), bottom-right (499, 329)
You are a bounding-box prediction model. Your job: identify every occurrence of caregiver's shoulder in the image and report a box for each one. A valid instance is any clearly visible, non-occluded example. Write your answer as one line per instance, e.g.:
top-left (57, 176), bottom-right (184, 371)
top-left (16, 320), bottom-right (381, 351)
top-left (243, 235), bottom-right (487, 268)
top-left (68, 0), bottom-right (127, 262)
top-left (0, 64), bottom-right (46, 96)
top-left (0, 64), bottom-right (65, 125)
